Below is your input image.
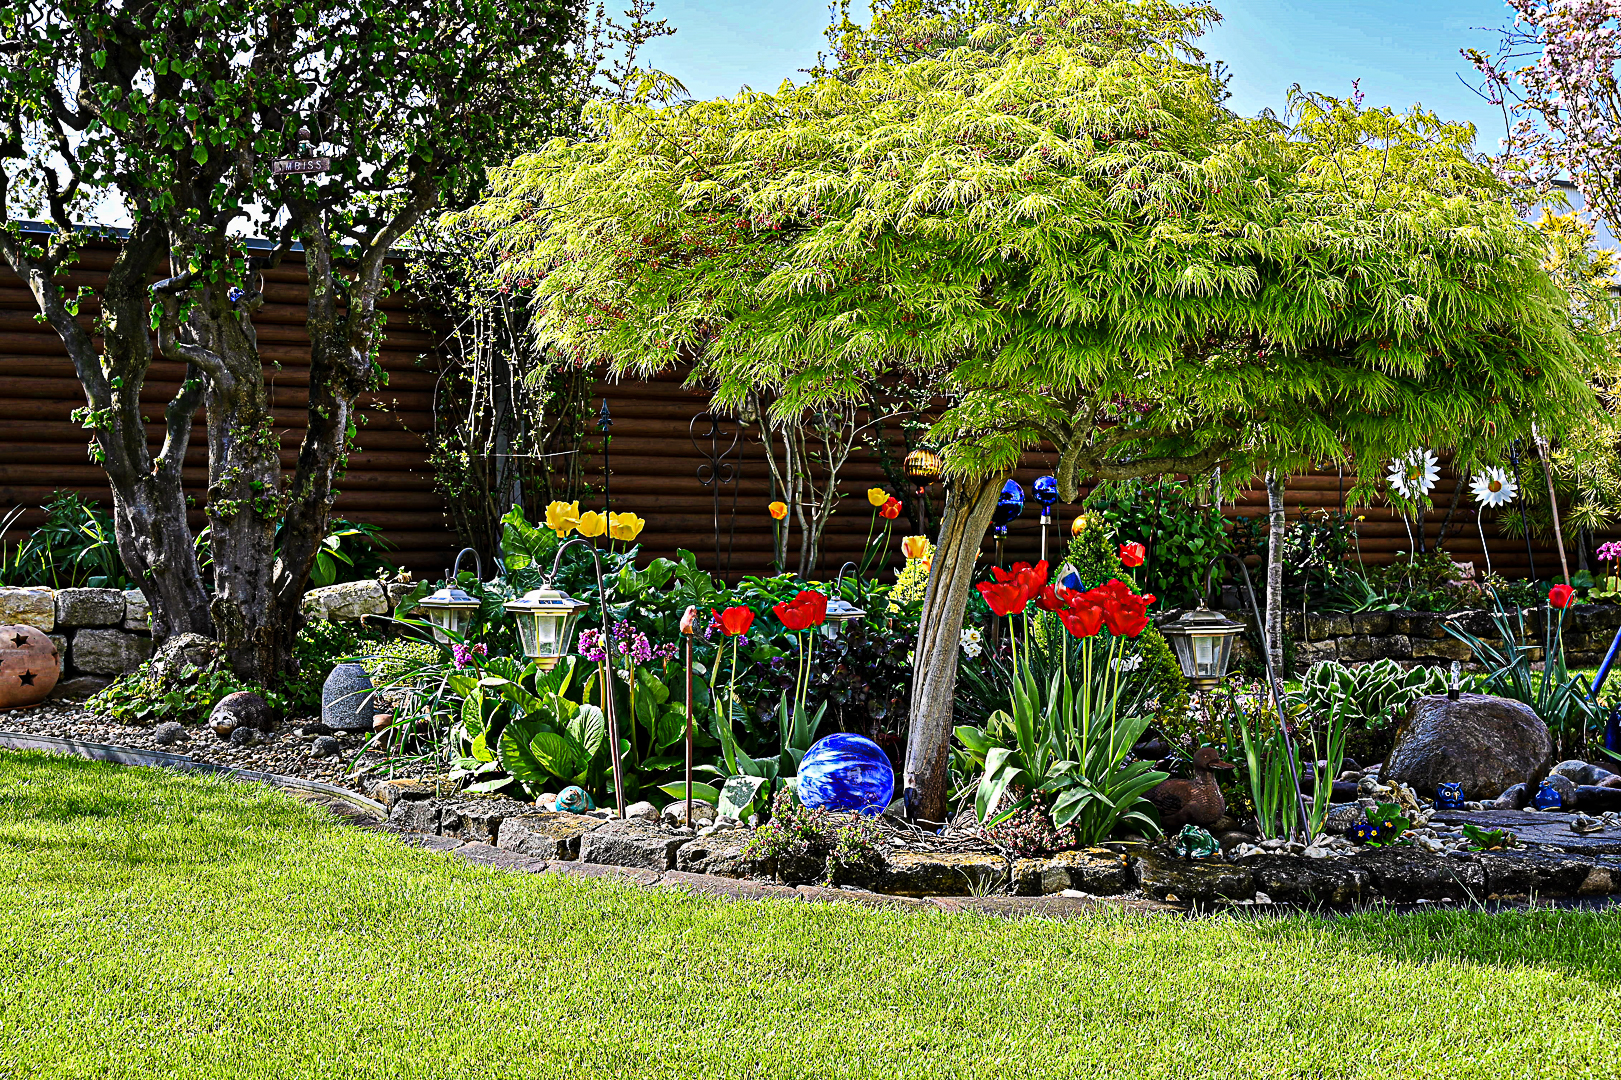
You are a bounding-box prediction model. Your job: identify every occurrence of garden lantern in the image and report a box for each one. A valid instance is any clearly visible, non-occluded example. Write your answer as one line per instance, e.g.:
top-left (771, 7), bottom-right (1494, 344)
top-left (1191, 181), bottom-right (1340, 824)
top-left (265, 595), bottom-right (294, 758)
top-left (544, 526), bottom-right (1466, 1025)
top-left (824, 562), bottom-right (867, 639)
top-left (904, 448), bottom-right (943, 536)
top-left (418, 547), bottom-right (483, 643)
top-left (503, 585), bottom-right (589, 670)
top-left (1158, 603), bottom-right (1246, 690)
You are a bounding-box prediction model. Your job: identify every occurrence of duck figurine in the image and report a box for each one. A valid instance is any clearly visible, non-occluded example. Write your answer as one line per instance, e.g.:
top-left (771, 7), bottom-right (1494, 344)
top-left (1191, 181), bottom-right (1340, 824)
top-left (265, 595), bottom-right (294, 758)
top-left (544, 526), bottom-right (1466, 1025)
top-left (1147, 746), bottom-right (1237, 831)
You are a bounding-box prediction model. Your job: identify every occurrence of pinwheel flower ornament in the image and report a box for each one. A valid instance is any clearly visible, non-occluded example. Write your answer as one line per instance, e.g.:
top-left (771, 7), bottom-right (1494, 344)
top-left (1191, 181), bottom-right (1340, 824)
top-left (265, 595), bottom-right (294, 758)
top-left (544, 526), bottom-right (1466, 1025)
top-left (1388, 449), bottom-right (1439, 500)
top-left (1470, 467), bottom-right (1517, 507)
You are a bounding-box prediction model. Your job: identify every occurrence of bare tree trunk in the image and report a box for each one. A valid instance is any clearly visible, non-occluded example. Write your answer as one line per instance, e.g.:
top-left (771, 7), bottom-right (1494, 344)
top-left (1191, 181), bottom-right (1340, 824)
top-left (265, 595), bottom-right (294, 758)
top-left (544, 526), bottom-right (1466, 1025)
top-left (903, 475), bottom-right (1003, 823)
top-left (1265, 470), bottom-right (1286, 676)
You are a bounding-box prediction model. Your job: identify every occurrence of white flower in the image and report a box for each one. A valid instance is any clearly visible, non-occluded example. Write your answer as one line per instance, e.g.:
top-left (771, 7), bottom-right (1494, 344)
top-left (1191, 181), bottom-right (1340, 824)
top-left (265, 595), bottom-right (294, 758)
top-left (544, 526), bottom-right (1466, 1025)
top-left (1387, 448), bottom-right (1439, 500)
top-left (1110, 653), bottom-right (1144, 673)
top-left (959, 628), bottom-right (983, 659)
top-left (1469, 466), bottom-right (1517, 507)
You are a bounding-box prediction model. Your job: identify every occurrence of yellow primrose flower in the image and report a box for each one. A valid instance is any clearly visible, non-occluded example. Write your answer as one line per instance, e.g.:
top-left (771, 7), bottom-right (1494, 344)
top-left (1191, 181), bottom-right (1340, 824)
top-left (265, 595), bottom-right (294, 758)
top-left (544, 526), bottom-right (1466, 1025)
top-left (576, 510), bottom-right (608, 538)
top-left (867, 487), bottom-right (890, 507)
top-left (609, 511), bottom-right (646, 541)
top-left (545, 500), bottom-right (580, 535)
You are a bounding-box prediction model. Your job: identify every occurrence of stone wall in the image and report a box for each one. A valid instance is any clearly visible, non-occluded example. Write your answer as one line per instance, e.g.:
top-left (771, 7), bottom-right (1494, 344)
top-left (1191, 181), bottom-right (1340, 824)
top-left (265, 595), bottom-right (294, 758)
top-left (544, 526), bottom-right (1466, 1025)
top-left (0, 585), bottom-right (153, 697)
top-left (1216, 601), bottom-right (1621, 672)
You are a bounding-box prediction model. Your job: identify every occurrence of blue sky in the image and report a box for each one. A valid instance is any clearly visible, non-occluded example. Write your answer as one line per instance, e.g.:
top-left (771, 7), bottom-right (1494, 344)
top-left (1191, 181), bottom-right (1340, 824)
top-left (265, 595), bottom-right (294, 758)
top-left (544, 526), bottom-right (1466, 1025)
top-left (640, 0), bottom-right (1516, 150)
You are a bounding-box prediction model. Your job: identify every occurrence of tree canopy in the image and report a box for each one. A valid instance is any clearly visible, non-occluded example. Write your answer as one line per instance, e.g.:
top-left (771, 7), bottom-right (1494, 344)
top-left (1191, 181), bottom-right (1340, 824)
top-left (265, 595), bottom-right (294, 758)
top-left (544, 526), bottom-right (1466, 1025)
top-left (477, 0), bottom-right (1595, 503)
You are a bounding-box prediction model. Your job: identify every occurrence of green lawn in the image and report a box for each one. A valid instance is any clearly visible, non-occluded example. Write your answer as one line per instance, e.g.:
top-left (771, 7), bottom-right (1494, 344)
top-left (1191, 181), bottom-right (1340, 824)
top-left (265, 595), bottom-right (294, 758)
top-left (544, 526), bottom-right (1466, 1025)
top-left (2, 751), bottom-right (1620, 1079)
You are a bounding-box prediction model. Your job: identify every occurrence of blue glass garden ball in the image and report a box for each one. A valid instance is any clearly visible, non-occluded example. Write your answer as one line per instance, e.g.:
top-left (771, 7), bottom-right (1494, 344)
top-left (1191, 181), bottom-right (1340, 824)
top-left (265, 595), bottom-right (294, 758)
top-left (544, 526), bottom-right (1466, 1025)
top-left (1033, 475), bottom-right (1059, 507)
top-left (1434, 782), bottom-right (1464, 811)
top-left (992, 479), bottom-right (1025, 528)
top-left (555, 785), bottom-right (594, 814)
top-left (1532, 781), bottom-right (1564, 811)
top-left (797, 733), bottom-right (894, 816)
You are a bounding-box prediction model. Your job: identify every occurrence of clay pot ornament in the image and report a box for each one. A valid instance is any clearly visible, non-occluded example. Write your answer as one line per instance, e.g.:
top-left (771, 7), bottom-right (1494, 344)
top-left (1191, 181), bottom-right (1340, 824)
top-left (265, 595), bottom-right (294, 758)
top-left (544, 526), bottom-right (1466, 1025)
top-left (0, 624), bottom-right (60, 709)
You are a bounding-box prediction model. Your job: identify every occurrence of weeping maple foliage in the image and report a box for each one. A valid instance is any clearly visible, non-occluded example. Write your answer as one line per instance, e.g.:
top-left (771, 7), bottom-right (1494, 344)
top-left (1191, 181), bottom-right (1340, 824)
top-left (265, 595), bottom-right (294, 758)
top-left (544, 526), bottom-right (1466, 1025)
top-left (474, 0), bottom-right (1595, 502)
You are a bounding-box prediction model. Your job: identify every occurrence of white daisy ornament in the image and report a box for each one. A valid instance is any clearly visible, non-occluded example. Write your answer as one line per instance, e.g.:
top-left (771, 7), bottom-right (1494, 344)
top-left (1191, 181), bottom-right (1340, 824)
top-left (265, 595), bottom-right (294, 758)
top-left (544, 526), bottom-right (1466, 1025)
top-left (1469, 467), bottom-right (1517, 507)
top-left (1387, 449), bottom-right (1439, 500)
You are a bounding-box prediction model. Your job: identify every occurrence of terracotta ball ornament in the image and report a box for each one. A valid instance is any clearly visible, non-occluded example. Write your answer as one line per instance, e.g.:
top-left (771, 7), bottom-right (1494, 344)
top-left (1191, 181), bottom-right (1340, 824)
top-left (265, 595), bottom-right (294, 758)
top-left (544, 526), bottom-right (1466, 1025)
top-left (0, 624), bottom-right (60, 709)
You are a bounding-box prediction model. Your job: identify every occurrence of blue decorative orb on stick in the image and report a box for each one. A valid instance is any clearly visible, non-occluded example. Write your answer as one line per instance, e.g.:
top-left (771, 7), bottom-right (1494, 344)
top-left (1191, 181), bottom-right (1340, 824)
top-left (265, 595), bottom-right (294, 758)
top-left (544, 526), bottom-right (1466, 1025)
top-left (797, 734), bottom-right (894, 816)
top-left (1033, 475), bottom-right (1059, 508)
top-left (991, 479), bottom-right (1024, 536)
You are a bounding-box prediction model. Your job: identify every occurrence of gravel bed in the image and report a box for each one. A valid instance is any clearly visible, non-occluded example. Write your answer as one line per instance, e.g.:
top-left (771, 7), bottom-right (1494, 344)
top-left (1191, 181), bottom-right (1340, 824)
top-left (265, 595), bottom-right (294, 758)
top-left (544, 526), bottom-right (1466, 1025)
top-left (0, 702), bottom-right (434, 796)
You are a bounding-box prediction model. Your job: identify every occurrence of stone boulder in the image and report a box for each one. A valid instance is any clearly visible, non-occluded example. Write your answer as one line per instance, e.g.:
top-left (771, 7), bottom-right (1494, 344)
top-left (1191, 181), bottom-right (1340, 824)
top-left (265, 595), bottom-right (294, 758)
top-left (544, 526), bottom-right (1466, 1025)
top-left (498, 812), bottom-right (604, 860)
top-left (1382, 693), bottom-right (1553, 800)
top-left (841, 852), bottom-right (1008, 897)
top-left (578, 819), bottom-right (690, 871)
top-left (1133, 851), bottom-right (1255, 905)
top-left (1011, 849), bottom-right (1131, 896)
top-left (302, 580), bottom-right (389, 622)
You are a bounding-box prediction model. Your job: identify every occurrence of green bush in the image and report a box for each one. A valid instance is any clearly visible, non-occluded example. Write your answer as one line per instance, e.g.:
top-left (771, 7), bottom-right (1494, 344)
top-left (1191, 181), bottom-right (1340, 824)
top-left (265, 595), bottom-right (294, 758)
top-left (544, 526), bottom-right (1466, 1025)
top-left (1, 491), bottom-right (130, 589)
top-left (1084, 478), bottom-right (1232, 607)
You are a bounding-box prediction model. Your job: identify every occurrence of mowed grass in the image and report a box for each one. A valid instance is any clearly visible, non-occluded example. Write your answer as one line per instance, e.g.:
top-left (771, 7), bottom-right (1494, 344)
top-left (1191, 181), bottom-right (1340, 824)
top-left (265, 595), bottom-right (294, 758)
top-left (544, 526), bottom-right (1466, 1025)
top-left (2, 752), bottom-right (1620, 1080)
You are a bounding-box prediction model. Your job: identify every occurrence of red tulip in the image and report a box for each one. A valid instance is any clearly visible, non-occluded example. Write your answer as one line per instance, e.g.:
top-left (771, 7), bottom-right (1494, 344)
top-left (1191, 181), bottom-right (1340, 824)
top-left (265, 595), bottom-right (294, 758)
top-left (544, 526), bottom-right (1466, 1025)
top-left (1059, 603), bottom-right (1105, 638)
top-left (878, 497), bottom-right (902, 520)
top-left (1119, 541), bottom-right (1146, 568)
top-left (1037, 585), bottom-right (1068, 613)
top-left (713, 606), bottom-right (755, 636)
top-left (774, 590), bottom-right (829, 631)
top-left (976, 580), bottom-right (1028, 617)
top-left (1549, 583), bottom-right (1576, 610)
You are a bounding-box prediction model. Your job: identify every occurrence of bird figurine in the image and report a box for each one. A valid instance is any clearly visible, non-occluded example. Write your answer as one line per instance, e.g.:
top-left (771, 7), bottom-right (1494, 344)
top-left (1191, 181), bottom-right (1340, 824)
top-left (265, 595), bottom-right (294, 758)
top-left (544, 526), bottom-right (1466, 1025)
top-left (1147, 746), bottom-right (1237, 831)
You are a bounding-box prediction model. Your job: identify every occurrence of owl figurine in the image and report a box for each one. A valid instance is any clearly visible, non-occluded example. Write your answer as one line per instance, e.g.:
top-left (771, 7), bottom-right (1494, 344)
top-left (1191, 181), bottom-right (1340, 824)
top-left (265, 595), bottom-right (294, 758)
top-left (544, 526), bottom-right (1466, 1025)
top-left (1434, 783), bottom-right (1465, 811)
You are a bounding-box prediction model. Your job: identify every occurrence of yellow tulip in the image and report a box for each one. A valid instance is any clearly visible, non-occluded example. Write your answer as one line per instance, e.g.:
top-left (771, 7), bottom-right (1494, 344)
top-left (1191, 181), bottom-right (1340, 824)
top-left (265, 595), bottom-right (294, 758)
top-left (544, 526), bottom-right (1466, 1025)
top-left (867, 487), bottom-right (890, 507)
top-left (609, 511), bottom-right (645, 541)
top-left (768, 501), bottom-right (788, 520)
top-left (545, 500), bottom-right (580, 535)
top-left (576, 510), bottom-right (608, 538)
top-left (901, 535), bottom-right (931, 561)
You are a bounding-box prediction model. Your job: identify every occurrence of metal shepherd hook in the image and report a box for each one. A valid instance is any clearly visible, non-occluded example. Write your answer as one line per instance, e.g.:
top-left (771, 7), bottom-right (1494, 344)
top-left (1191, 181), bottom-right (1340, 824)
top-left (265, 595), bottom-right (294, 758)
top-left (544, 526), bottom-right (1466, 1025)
top-left (547, 536), bottom-right (625, 819)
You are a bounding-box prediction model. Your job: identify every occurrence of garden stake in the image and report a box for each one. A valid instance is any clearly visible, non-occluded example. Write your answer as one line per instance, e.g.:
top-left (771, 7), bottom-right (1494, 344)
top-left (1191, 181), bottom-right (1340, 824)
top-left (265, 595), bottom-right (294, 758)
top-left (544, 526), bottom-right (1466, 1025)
top-left (544, 537), bottom-right (625, 819)
top-left (680, 605), bottom-right (697, 828)
top-left (1532, 423), bottom-right (1572, 585)
top-left (1203, 554), bottom-right (1313, 841)
top-left (1510, 441), bottom-right (1538, 581)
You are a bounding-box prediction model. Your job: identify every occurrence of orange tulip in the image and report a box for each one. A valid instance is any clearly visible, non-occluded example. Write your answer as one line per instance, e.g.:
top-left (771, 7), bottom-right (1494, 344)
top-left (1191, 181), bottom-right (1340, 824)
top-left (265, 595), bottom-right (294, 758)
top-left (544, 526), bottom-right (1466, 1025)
top-left (768, 501), bottom-right (788, 520)
top-left (901, 535), bottom-right (930, 560)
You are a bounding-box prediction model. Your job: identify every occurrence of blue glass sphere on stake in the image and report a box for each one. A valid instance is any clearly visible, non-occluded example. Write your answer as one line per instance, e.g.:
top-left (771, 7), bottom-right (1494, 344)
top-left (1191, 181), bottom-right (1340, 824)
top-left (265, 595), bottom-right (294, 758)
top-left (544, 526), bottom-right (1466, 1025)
top-left (992, 480), bottom-right (1025, 537)
top-left (797, 733), bottom-right (895, 816)
top-left (1434, 782), bottom-right (1464, 811)
top-left (1033, 475), bottom-right (1059, 507)
top-left (1532, 781), bottom-right (1564, 811)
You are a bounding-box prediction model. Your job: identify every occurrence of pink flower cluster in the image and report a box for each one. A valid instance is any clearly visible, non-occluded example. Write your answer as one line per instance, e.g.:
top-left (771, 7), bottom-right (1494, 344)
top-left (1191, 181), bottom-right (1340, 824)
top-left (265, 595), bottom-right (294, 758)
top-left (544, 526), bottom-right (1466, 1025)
top-left (577, 623), bottom-right (677, 664)
top-left (451, 642), bottom-right (488, 669)
top-left (1468, 2), bottom-right (1621, 230)
top-left (1598, 540), bottom-right (1621, 563)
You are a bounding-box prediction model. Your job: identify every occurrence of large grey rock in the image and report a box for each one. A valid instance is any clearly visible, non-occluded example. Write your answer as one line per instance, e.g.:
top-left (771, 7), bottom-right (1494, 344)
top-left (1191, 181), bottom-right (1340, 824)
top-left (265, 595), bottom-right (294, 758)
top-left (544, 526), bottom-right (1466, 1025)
top-left (1552, 760), bottom-right (1607, 787)
top-left (55, 588), bottom-right (125, 628)
top-left (1012, 849), bottom-right (1130, 896)
top-left (498, 811), bottom-right (603, 860)
top-left (1475, 850), bottom-right (1598, 898)
top-left (1383, 693), bottom-right (1553, 801)
top-left (1575, 785), bottom-right (1621, 813)
top-left (0, 587), bottom-right (55, 631)
top-left (152, 721), bottom-right (186, 746)
top-left (70, 628), bottom-right (153, 675)
top-left (50, 675), bottom-right (111, 700)
top-left (302, 580), bottom-right (388, 622)
top-left (321, 662), bottom-right (375, 732)
top-left (578, 819), bottom-right (690, 871)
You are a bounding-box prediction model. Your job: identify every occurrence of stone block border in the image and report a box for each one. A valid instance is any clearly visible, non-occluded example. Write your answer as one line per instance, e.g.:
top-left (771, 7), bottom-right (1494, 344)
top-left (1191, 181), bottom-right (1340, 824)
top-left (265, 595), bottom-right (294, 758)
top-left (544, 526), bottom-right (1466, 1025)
top-left (8, 730), bottom-right (1621, 917)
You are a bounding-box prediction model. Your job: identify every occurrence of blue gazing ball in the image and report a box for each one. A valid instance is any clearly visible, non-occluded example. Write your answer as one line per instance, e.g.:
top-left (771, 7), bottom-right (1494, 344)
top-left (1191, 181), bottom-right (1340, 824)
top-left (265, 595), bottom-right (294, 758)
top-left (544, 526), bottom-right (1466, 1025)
top-left (1033, 475), bottom-right (1059, 507)
top-left (1434, 782), bottom-right (1464, 810)
top-left (797, 733), bottom-right (894, 816)
top-left (992, 480), bottom-right (1025, 528)
top-left (1532, 781), bottom-right (1564, 811)
top-left (555, 785), bottom-right (594, 814)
